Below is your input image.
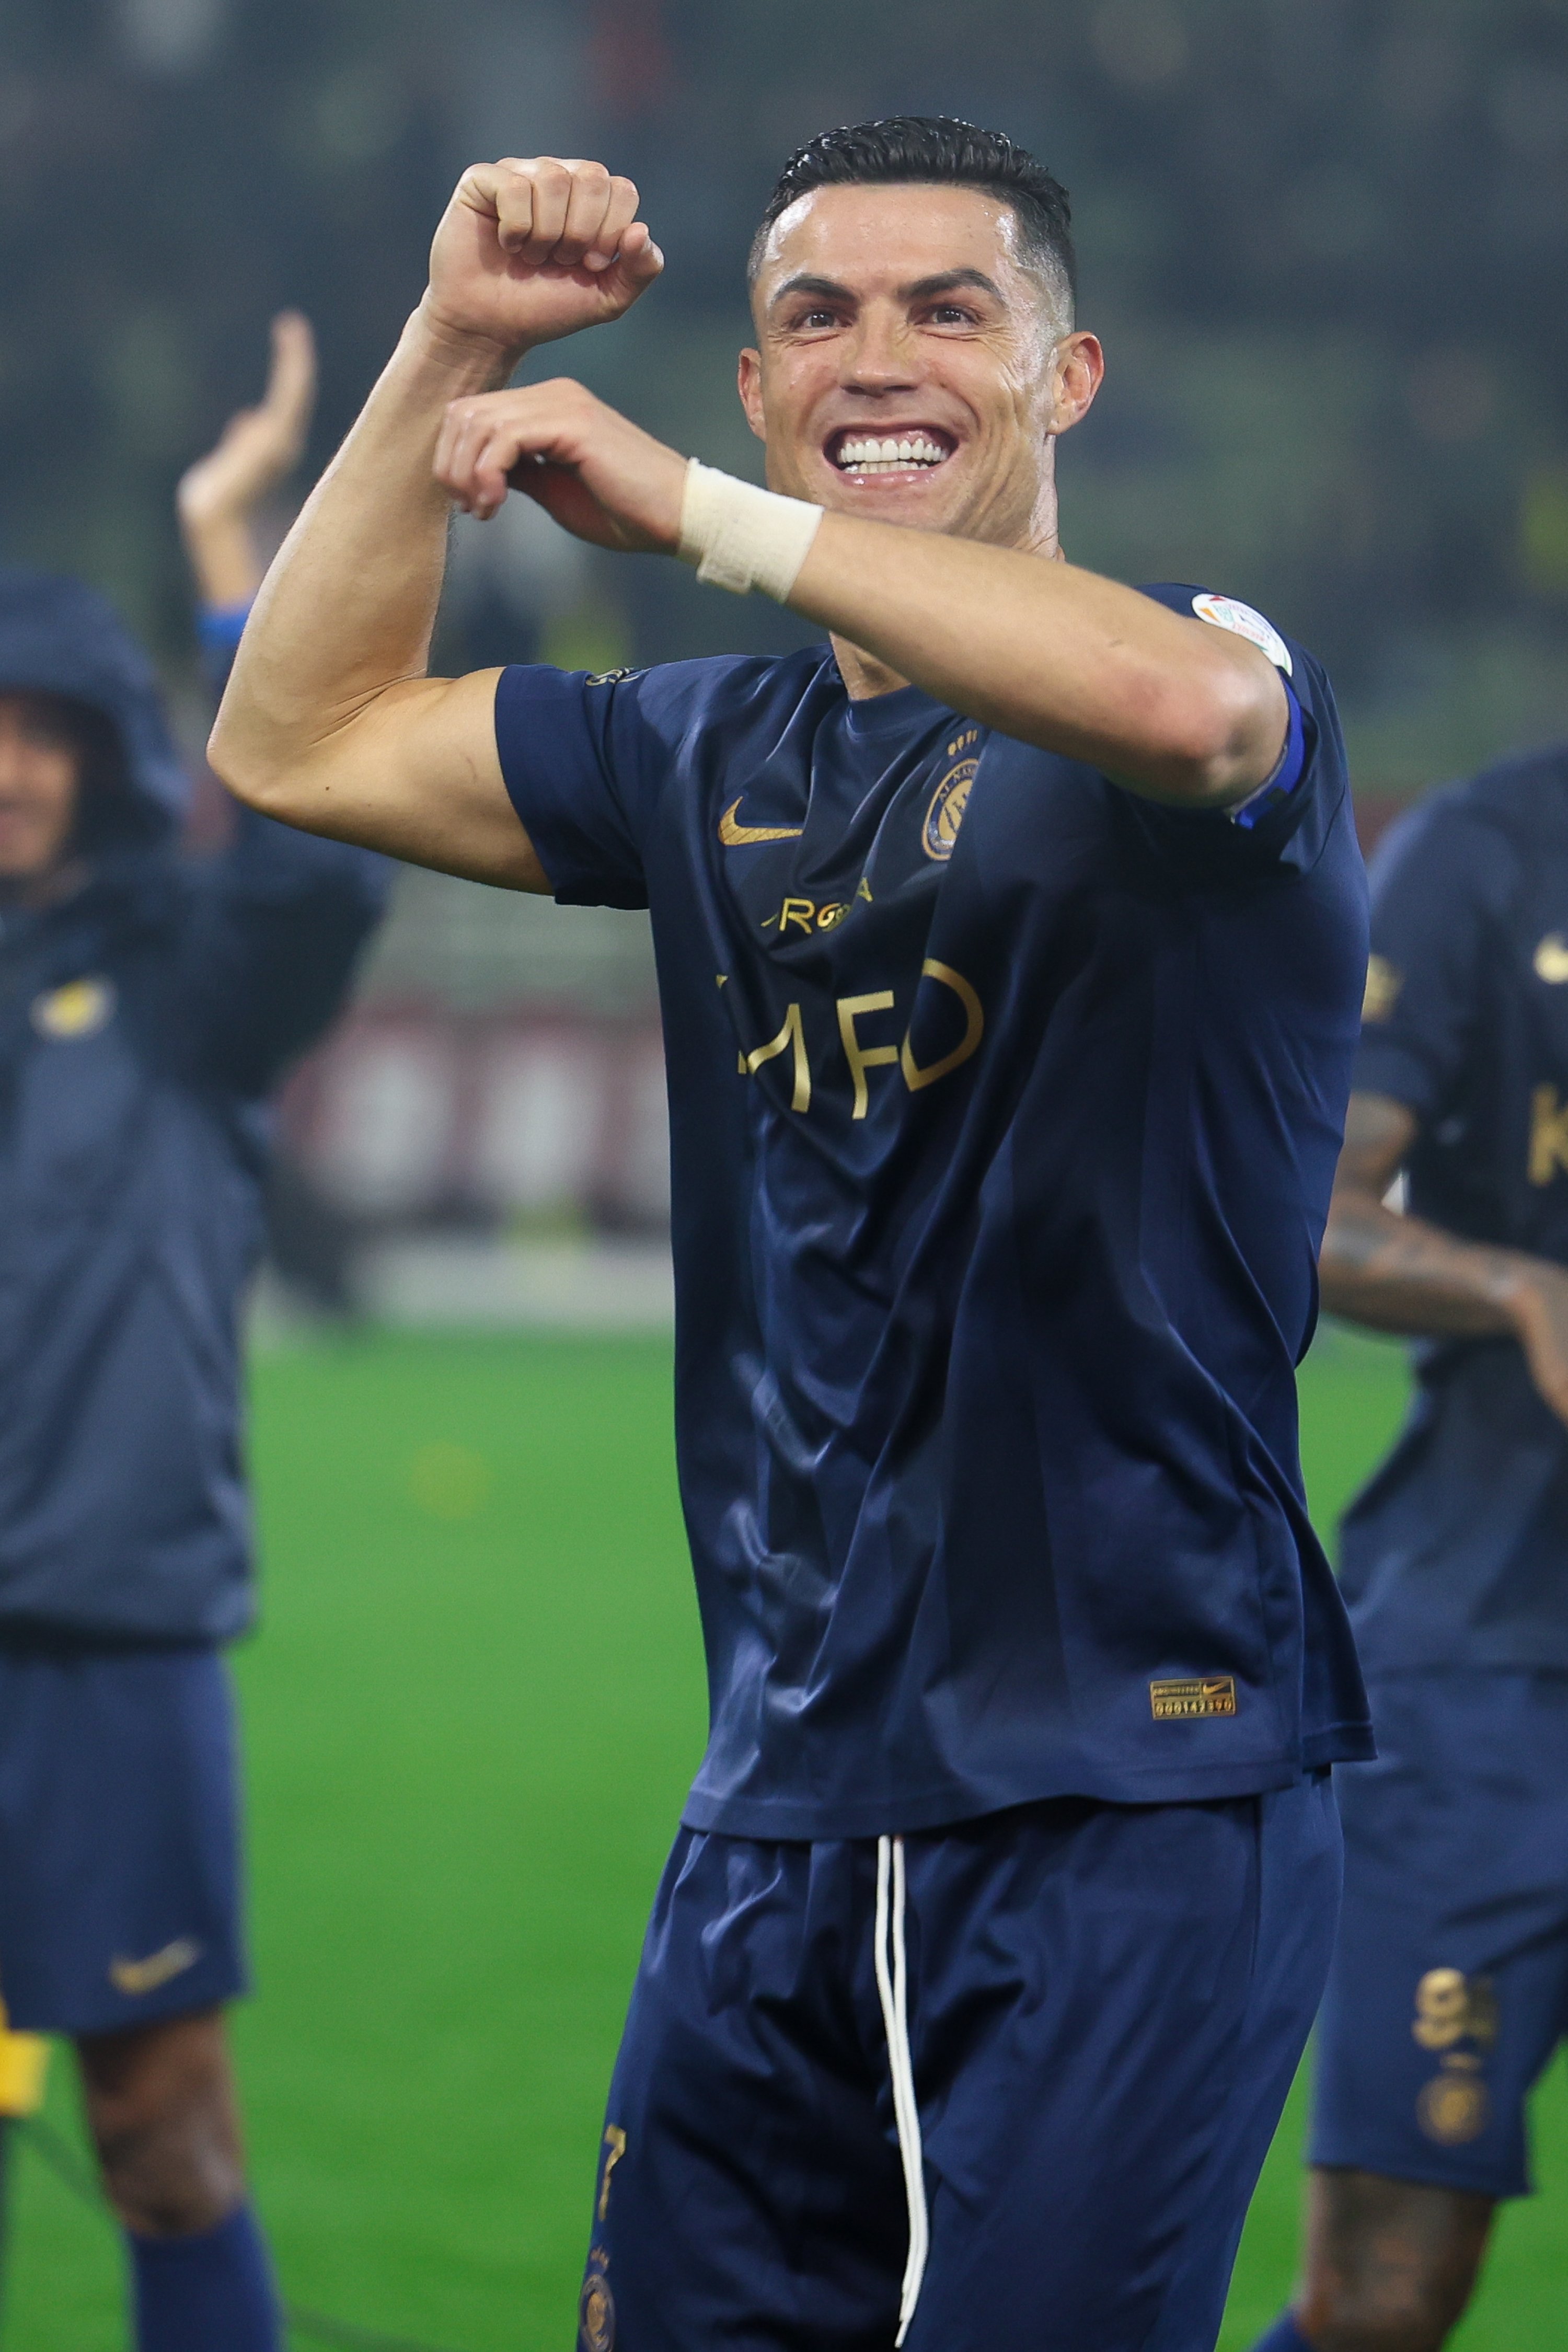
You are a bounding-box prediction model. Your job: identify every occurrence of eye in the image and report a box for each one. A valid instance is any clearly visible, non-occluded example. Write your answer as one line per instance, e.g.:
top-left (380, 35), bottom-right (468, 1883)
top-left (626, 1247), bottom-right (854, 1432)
top-left (927, 303), bottom-right (979, 327)
top-left (791, 306), bottom-right (842, 331)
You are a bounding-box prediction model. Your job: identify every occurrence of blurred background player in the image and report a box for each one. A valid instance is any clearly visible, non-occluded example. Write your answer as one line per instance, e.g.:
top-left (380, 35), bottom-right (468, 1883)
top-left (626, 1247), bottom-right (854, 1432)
top-left (212, 122), bottom-right (1371, 2348)
top-left (0, 321), bottom-right (388, 2351)
top-left (1249, 738), bottom-right (1568, 2351)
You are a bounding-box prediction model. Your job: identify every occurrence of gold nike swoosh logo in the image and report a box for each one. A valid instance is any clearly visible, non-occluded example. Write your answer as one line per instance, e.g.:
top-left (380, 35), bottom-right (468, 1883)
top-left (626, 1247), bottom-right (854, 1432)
top-left (718, 799), bottom-right (804, 846)
top-left (109, 1938), bottom-right (204, 1997)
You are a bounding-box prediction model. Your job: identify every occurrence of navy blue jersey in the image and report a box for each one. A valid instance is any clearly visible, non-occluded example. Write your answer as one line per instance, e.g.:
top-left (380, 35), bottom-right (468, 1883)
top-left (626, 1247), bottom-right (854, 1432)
top-left (497, 584), bottom-right (1373, 1838)
top-left (1342, 746), bottom-right (1568, 1669)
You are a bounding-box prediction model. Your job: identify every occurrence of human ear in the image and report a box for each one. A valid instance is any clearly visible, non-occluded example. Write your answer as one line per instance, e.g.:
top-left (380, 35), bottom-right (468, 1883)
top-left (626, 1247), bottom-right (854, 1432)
top-left (737, 348), bottom-right (767, 443)
top-left (1046, 331), bottom-right (1105, 440)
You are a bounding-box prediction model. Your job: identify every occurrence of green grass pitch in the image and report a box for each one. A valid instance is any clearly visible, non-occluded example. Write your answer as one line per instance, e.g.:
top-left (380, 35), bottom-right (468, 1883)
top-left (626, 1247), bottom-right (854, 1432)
top-left (4, 1324), bottom-right (1565, 2348)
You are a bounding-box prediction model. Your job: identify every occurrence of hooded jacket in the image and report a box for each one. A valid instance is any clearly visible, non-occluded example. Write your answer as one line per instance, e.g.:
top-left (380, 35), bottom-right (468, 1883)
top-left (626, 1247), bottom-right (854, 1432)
top-left (0, 570), bottom-right (390, 1643)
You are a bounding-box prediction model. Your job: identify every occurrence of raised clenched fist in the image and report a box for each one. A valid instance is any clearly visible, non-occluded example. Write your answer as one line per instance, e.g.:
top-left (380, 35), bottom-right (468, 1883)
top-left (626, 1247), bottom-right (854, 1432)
top-left (423, 157), bottom-right (664, 356)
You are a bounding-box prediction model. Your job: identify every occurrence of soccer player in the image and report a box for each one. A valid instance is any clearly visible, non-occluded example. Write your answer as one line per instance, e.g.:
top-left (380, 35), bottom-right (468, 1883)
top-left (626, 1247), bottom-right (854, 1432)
top-left (1249, 740), bottom-right (1568, 2352)
top-left (212, 118), bottom-right (1373, 2349)
top-left (0, 322), bottom-right (387, 2351)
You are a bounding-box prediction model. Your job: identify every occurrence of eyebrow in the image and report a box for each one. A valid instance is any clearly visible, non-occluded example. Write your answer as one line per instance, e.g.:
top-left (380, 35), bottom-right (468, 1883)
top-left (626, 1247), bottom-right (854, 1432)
top-left (768, 266), bottom-right (1007, 312)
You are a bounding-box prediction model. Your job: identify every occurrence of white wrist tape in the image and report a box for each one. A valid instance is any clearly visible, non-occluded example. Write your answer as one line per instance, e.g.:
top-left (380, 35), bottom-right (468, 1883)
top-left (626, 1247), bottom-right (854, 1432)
top-left (676, 460), bottom-right (823, 602)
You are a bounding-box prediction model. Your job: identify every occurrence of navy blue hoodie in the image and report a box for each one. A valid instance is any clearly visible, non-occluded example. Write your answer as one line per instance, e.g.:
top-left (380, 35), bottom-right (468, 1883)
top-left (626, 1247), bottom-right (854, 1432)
top-left (0, 570), bottom-right (390, 1643)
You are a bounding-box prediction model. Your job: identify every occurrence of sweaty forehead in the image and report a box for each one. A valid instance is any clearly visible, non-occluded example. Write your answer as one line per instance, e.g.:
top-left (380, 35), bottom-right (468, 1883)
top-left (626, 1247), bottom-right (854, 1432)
top-left (755, 182), bottom-right (1030, 304)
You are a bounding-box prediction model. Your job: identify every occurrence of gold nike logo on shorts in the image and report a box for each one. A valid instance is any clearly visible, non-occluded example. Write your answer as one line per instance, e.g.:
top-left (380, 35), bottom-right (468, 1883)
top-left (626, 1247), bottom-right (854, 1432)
top-left (109, 1938), bottom-right (204, 1996)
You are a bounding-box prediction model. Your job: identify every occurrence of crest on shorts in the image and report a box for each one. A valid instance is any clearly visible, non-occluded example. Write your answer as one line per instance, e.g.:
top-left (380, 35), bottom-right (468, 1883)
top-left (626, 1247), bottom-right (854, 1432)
top-left (1411, 1968), bottom-right (1496, 2147)
top-left (31, 975), bottom-right (116, 1041)
top-left (1417, 2069), bottom-right (1489, 2146)
top-left (579, 2253), bottom-right (616, 2352)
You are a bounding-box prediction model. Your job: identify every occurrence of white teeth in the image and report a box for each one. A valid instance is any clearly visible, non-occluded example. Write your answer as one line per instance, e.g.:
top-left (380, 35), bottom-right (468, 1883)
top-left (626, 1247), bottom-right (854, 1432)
top-left (833, 432), bottom-right (948, 472)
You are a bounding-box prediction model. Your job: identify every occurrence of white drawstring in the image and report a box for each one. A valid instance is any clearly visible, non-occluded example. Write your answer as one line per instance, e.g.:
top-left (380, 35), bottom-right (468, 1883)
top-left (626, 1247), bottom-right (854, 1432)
top-left (874, 1834), bottom-right (929, 2345)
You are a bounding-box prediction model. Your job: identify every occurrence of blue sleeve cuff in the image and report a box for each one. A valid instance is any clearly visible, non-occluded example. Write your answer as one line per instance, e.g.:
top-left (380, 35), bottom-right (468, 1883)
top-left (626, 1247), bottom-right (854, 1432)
top-left (1228, 682), bottom-right (1307, 831)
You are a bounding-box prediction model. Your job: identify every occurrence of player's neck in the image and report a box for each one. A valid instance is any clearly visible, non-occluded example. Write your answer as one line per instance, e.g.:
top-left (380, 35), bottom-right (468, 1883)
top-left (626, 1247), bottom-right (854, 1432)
top-left (831, 638), bottom-right (912, 700)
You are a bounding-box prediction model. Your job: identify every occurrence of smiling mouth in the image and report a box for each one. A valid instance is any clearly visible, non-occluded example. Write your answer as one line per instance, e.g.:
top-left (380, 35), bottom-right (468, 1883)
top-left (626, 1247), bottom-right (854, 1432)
top-left (828, 429), bottom-right (954, 476)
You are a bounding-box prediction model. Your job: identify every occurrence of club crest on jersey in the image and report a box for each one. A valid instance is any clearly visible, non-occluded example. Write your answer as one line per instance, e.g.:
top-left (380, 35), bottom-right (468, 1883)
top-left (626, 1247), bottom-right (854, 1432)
top-left (31, 976), bottom-right (116, 1040)
top-left (924, 760), bottom-right (977, 861)
top-left (1191, 592), bottom-right (1293, 676)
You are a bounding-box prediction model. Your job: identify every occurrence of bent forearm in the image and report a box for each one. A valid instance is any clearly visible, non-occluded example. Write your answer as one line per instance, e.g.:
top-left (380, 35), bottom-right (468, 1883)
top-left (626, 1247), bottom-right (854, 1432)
top-left (211, 308), bottom-right (514, 811)
top-left (784, 515), bottom-right (1283, 805)
top-left (1320, 1190), bottom-right (1531, 1340)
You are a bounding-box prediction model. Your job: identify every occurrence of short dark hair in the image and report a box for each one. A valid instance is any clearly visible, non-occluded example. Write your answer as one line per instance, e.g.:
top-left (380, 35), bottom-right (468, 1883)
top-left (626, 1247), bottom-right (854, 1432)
top-left (748, 116), bottom-right (1076, 323)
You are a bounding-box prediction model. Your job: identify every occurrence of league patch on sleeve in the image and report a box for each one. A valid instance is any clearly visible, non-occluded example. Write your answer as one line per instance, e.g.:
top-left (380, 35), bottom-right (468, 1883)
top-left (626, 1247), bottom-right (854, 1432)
top-left (1191, 593), bottom-right (1293, 676)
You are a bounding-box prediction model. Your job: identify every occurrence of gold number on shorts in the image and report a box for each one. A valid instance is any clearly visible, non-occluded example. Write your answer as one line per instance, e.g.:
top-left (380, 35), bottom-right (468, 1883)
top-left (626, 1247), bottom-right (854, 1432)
top-left (1412, 1967), bottom-right (1497, 2051)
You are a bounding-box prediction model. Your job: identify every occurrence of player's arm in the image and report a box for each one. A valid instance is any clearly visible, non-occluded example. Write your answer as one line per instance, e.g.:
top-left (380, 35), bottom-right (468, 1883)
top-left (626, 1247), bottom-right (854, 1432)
top-left (208, 160), bottom-right (664, 887)
top-left (784, 516), bottom-right (1285, 808)
top-left (1321, 1090), bottom-right (1568, 1426)
top-left (433, 417), bottom-right (1287, 815)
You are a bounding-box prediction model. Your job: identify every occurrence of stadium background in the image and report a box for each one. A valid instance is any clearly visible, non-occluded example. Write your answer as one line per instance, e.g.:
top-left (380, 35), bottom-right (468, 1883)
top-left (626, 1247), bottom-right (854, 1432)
top-left (3, 0), bottom-right (1568, 2343)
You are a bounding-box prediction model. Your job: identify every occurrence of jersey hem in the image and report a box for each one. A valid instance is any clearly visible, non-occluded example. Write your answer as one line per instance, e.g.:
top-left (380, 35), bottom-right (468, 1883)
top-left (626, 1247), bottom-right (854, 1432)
top-left (679, 1737), bottom-right (1370, 1841)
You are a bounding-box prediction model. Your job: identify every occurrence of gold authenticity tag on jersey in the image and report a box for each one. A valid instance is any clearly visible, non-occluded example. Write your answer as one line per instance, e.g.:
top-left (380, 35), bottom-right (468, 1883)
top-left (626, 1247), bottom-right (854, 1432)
top-left (1149, 1675), bottom-right (1237, 1721)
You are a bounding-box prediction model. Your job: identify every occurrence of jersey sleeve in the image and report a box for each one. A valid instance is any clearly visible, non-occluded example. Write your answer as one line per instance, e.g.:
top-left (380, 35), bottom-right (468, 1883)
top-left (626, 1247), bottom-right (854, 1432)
top-left (493, 663), bottom-right (660, 910)
top-left (1352, 797), bottom-right (1511, 1123)
top-left (1119, 585), bottom-right (1347, 878)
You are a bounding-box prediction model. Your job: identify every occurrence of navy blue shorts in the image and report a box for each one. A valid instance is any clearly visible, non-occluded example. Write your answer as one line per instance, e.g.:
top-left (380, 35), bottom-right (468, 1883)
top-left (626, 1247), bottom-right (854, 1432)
top-left (579, 1774), bottom-right (1340, 2352)
top-left (1310, 1670), bottom-right (1568, 2201)
top-left (0, 1640), bottom-right (247, 2036)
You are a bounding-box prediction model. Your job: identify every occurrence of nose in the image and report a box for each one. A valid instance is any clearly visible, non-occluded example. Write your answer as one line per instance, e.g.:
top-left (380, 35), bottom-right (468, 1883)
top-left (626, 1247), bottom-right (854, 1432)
top-left (840, 304), bottom-right (920, 397)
